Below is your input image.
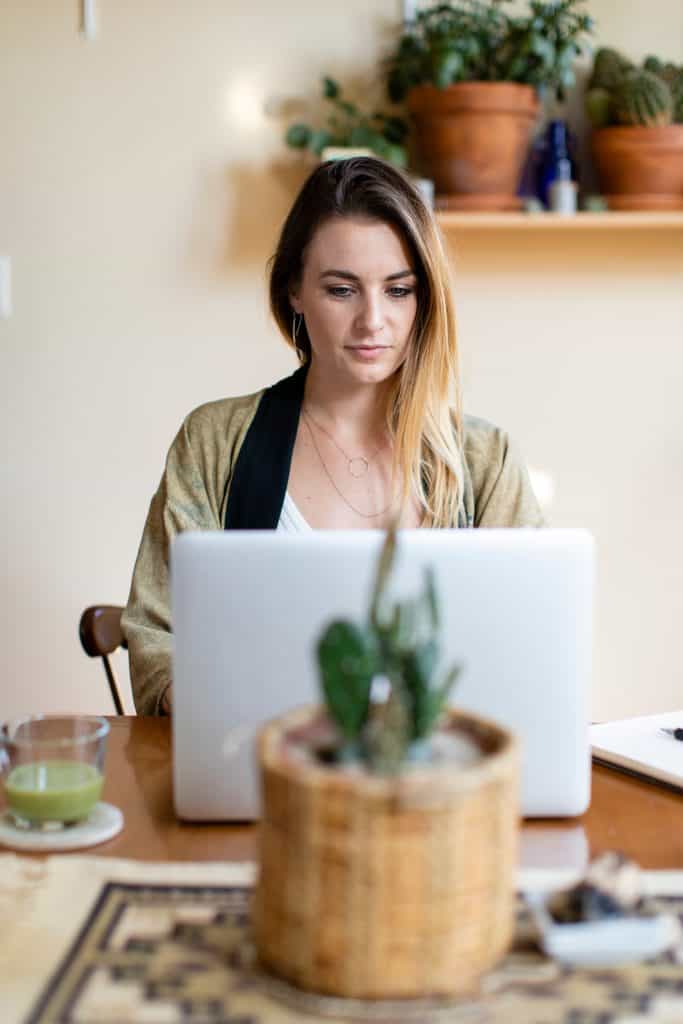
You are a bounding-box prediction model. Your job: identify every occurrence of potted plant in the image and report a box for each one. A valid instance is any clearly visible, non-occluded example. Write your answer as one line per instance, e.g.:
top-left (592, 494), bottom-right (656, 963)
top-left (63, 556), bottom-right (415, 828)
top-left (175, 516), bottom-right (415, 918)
top-left (585, 48), bottom-right (683, 210)
top-left (285, 76), bottom-right (409, 168)
top-left (253, 527), bottom-right (519, 999)
top-left (384, 0), bottom-right (593, 209)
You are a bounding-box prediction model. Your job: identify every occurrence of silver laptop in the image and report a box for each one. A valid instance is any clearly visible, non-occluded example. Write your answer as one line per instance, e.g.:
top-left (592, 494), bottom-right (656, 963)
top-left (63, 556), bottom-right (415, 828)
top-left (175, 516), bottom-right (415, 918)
top-left (171, 529), bottom-right (594, 820)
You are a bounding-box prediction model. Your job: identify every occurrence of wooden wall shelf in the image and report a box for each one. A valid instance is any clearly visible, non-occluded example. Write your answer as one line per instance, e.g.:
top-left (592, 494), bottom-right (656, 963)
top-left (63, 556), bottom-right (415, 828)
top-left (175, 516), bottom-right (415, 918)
top-left (435, 211), bottom-right (683, 230)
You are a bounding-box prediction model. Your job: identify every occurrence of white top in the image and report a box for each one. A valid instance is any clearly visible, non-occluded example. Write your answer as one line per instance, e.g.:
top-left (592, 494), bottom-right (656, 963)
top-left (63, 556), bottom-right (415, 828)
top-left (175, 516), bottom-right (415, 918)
top-left (277, 491), bottom-right (313, 533)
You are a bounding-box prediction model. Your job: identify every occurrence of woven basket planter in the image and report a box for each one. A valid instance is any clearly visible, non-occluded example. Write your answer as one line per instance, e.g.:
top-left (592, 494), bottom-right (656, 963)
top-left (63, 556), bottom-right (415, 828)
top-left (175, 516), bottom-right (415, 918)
top-left (252, 705), bottom-right (519, 999)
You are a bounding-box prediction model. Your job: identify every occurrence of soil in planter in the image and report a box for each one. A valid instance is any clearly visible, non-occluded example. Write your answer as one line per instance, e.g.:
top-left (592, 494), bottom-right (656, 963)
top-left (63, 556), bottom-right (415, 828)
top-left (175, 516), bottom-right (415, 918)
top-left (280, 709), bottom-right (484, 774)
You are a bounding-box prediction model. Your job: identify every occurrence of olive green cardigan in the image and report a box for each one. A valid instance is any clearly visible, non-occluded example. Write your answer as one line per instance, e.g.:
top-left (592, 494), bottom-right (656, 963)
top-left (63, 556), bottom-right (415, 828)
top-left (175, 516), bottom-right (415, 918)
top-left (122, 371), bottom-right (544, 715)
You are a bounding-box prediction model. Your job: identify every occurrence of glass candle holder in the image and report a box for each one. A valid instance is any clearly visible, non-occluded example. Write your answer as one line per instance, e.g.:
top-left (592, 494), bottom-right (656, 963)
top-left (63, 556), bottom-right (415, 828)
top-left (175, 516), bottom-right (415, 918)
top-left (0, 716), bottom-right (109, 829)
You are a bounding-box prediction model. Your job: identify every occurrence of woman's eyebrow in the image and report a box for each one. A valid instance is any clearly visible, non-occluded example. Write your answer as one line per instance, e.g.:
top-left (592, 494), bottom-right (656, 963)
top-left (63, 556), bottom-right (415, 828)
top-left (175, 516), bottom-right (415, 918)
top-left (319, 269), bottom-right (416, 282)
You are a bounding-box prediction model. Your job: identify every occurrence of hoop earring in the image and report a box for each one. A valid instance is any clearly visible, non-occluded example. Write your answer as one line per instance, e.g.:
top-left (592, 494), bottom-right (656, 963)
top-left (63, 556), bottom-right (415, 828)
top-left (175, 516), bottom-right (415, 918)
top-left (292, 312), bottom-right (303, 342)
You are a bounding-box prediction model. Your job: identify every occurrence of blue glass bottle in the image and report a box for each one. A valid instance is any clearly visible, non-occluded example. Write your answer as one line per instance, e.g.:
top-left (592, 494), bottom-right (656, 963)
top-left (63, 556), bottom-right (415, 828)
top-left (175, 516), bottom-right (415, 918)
top-left (537, 120), bottom-right (578, 209)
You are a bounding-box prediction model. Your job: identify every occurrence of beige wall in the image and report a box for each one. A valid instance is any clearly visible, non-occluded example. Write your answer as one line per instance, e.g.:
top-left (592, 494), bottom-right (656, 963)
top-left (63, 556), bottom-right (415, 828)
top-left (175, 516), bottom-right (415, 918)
top-left (1, 1), bottom-right (681, 721)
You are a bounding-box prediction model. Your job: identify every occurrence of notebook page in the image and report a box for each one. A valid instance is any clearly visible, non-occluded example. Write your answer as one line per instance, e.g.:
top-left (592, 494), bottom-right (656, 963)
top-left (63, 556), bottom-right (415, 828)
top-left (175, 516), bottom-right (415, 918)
top-left (591, 711), bottom-right (683, 790)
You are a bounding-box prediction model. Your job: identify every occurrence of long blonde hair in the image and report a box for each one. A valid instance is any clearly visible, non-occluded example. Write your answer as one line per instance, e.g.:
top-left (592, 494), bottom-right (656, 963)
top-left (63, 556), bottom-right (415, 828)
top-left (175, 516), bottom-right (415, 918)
top-left (269, 157), bottom-right (463, 528)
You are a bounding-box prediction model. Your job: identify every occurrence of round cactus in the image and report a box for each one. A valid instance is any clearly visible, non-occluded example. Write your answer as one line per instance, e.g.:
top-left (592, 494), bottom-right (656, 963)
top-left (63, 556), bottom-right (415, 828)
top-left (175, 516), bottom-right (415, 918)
top-left (657, 62), bottom-right (682, 93)
top-left (643, 55), bottom-right (664, 75)
top-left (613, 69), bottom-right (673, 127)
top-left (589, 47), bottom-right (634, 92)
top-left (673, 85), bottom-right (683, 124)
top-left (585, 87), bottom-right (612, 128)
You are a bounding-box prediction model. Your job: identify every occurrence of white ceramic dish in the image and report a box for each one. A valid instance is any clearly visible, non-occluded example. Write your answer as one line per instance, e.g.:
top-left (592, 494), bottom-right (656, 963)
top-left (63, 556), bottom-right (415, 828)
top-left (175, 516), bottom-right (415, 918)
top-left (525, 890), bottom-right (682, 968)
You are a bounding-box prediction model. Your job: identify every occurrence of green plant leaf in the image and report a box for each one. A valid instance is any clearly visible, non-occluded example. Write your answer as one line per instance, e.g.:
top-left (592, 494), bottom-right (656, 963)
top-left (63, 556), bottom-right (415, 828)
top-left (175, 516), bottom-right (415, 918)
top-left (323, 76), bottom-right (340, 99)
top-left (310, 129), bottom-right (333, 155)
top-left (370, 526), bottom-right (398, 631)
top-left (530, 36), bottom-right (555, 66)
top-left (335, 99), bottom-right (358, 118)
top-left (419, 661), bottom-right (462, 739)
top-left (285, 124), bottom-right (312, 149)
top-left (381, 115), bottom-right (409, 143)
top-left (349, 123), bottom-right (378, 148)
top-left (401, 639), bottom-right (440, 738)
top-left (383, 143), bottom-right (408, 168)
top-left (317, 621), bottom-right (377, 740)
top-left (432, 48), bottom-right (464, 88)
top-left (425, 567), bottom-right (439, 630)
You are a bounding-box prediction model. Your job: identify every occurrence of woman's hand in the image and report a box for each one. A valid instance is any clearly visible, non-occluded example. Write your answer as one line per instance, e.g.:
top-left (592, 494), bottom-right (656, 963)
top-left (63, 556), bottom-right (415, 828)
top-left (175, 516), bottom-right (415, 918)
top-left (160, 684), bottom-right (173, 715)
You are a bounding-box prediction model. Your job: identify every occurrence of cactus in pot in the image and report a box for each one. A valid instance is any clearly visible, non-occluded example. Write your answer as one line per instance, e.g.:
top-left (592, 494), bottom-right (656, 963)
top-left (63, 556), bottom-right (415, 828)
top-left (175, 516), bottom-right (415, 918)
top-left (317, 525), bottom-right (461, 774)
top-left (588, 47), bottom-right (634, 92)
top-left (585, 47), bottom-right (682, 127)
top-left (253, 523), bottom-right (519, 1000)
top-left (587, 46), bottom-right (683, 210)
top-left (613, 69), bottom-right (673, 126)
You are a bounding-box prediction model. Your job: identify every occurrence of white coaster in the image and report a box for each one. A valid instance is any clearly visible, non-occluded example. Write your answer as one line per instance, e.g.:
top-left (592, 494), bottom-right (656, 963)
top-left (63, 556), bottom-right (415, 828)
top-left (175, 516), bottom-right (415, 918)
top-left (0, 802), bottom-right (123, 852)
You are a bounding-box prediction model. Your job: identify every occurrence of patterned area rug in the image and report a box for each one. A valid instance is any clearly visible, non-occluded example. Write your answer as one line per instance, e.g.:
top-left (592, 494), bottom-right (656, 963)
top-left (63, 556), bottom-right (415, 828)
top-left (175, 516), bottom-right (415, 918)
top-left (3, 856), bottom-right (683, 1024)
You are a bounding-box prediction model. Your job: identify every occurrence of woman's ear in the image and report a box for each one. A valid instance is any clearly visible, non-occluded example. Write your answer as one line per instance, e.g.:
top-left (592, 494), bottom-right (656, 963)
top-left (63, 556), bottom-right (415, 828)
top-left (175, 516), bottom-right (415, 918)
top-left (289, 290), bottom-right (302, 316)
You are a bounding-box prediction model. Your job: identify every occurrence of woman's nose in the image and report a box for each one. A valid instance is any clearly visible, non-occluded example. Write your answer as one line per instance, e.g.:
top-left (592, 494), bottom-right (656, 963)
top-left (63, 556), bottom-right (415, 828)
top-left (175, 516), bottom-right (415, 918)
top-left (356, 293), bottom-right (385, 335)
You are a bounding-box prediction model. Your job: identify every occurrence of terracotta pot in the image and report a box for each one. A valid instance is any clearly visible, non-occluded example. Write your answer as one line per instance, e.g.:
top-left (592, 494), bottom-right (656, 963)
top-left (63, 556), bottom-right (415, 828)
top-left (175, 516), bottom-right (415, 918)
top-left (592, 125), bottom-right (683, 210)
top-left (253, 705), bottom-right (519, 999)
top-left (407, 82), bottom-right (540, 209)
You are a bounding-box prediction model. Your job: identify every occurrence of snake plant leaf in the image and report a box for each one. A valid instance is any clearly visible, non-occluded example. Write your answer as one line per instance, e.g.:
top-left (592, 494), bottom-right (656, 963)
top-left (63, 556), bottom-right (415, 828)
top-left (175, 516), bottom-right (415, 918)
top-left (425, 566), bottom-right (439, 631)
top-left (416, 660), bottom-right (462, 740)
top-left (400, 639), bottom-right (440, 739)
top-left (370, 525), bottom-right (398, 630)
top-left (317, 621), bottom-right (377, 740)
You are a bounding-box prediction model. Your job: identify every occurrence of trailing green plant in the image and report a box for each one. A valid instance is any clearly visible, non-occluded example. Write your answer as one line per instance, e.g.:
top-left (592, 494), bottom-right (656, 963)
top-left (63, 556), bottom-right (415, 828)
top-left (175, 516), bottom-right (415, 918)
top-left (285, 77), bottom-right (408, 168)
top-left (385, 0), bottom-right (594, 103)
top-left (585, 47), bottom-right (683, 128)
top-left (317, 525), bottom-right (461, 775)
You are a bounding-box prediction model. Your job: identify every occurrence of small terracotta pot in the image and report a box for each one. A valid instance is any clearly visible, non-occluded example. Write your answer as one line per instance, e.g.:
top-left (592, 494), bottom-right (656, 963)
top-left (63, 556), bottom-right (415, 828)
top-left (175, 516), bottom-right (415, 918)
top-left (407, 82), bottom-right (540, 209)
top-left (591, 125), bottom-right (683, 210)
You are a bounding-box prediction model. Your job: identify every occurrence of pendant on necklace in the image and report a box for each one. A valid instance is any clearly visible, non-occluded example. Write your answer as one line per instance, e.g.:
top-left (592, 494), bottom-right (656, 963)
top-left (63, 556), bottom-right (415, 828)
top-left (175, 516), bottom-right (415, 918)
top-left (348, 457), bottom-right (369, 478)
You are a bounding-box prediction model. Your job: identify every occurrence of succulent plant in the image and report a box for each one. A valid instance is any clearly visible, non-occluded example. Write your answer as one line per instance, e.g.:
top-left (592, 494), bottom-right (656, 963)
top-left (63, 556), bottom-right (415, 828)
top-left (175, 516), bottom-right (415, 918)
top-left (385, 0), bottom-right (594, 104)
top-left (643, 56), bottom-right (681, 94)
top-left (316, 525), bottom-right (461, 774)
top-left (674, 88), bottom-right (683, 124)
top-left (588, 47), bottom-right (634, 92)
top-left (584, 86), bottom-right (612, 128)
top-left (586, 48), bottom-right (683, 127)
top-left (613, 69), bottom-right (673, 127)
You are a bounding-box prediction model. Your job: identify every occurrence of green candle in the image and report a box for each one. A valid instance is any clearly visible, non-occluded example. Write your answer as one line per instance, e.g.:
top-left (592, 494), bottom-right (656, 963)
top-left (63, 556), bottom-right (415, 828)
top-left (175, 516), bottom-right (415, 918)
top-left (5, 760), bottom-right (103, 824)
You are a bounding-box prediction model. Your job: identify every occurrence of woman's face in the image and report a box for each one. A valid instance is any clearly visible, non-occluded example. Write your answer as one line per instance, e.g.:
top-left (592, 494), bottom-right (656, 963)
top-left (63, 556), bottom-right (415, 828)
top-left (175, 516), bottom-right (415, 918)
top-left (290, 216), bottom-right (419, 387)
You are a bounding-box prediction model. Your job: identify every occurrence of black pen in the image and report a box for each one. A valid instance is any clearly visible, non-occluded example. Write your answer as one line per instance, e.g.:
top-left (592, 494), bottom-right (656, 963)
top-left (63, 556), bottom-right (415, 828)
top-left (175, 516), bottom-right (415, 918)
top-left (660, 728), bottom-right (683, 741)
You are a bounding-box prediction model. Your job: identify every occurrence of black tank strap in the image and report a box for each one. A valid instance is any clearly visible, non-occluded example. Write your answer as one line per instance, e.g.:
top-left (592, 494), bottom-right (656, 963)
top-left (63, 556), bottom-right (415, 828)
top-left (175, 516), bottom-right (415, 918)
top-left (224, 365), bottom-right (308, 530)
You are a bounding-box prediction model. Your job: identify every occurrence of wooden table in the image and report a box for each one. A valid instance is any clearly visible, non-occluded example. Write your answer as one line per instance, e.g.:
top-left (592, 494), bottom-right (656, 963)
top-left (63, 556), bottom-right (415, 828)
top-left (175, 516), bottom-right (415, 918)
top-left (66, 717), bottom-right (683, 869)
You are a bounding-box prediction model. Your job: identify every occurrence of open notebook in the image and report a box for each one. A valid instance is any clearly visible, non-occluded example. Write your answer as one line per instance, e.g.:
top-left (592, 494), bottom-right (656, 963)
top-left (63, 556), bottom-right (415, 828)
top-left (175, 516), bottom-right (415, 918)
top-left (591, 711), bottom-right (683, 791)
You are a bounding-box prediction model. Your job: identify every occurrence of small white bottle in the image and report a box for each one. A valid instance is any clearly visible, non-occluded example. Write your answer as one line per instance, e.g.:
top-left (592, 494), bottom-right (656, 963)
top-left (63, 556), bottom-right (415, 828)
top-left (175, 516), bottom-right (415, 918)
top-left (548, 158), bottom-right (578, 215)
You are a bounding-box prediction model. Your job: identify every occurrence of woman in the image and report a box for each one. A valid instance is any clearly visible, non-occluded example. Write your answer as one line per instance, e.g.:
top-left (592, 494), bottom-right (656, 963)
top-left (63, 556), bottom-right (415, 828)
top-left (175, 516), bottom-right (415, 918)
top-left (123, 157), bottom-right (543, 715)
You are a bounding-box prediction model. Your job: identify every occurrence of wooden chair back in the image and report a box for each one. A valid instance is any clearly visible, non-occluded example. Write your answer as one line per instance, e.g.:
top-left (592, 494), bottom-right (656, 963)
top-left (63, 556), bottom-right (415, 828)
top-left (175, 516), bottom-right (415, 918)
top-left (79, 605), bottom-right (127, 715)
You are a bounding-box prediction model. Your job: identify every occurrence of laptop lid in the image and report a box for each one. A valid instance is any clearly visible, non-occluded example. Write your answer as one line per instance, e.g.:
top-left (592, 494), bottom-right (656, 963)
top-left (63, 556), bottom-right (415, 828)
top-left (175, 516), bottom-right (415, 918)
top-left (171, 529), bottom-right (594, 820)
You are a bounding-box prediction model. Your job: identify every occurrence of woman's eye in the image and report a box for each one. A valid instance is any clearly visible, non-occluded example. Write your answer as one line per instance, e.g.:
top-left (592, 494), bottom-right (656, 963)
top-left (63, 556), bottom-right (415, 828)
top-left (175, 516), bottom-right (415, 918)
top-left (327, 286), bottom-right (354, 298)
top-left (388, 287), bottom-right (414, 299)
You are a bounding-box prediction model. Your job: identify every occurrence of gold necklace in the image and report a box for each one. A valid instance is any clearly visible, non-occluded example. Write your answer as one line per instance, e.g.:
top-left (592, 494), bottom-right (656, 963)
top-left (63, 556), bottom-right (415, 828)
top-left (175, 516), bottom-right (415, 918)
top-left (303, 406), bottom-right (385, 478)
top-left (303, 412), bottom-right (397, 519)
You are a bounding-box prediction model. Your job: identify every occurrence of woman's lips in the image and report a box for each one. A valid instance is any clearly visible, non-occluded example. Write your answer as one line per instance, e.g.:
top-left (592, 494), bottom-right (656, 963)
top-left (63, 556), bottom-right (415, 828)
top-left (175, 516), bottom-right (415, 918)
top-left (347, 345), bottom-right (389, 359)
